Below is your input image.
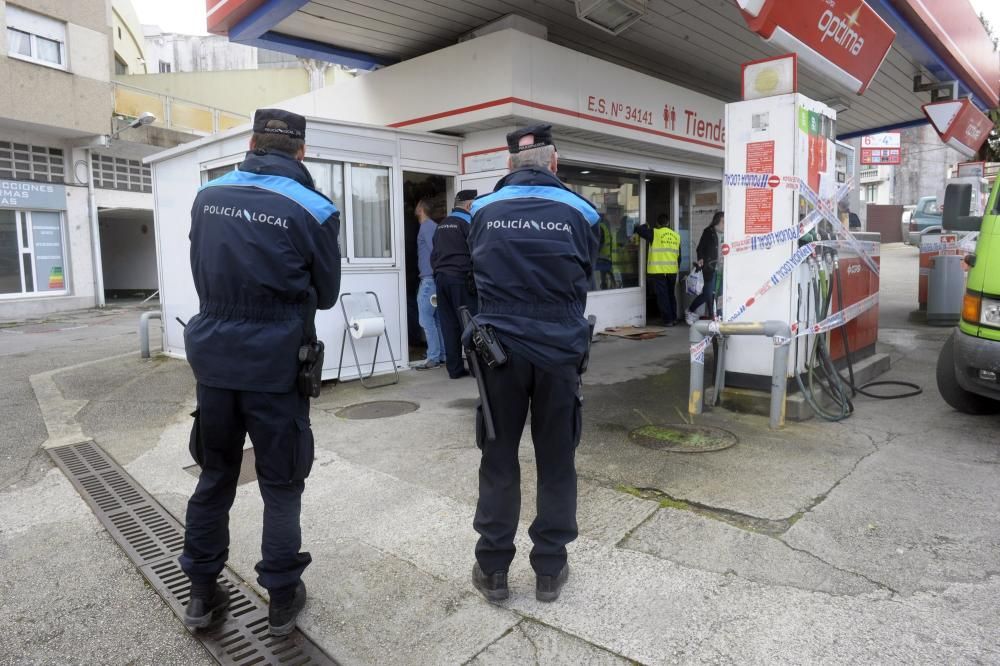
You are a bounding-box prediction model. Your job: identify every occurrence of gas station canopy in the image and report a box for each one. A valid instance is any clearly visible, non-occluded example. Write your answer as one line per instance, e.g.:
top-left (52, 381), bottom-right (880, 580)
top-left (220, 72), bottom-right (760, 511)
top-left (206, 0), bottom-right (999, 139)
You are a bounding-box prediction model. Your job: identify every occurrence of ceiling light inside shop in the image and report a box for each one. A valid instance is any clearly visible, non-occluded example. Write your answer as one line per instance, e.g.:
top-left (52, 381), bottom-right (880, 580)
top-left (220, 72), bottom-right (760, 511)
top-left (575, 0), bottom-right (646, 36)
top-left (580, 170), bottom-right (591, 174)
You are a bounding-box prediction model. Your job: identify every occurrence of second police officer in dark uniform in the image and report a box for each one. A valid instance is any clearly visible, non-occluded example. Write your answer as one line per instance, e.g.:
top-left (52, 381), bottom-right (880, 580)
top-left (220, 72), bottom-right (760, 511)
top-left (467, 124), bottom-right (598, 603)
top-left (179, 109), bottom-right (341, 636)
top-left (431, 189), bottom-right (478, 379)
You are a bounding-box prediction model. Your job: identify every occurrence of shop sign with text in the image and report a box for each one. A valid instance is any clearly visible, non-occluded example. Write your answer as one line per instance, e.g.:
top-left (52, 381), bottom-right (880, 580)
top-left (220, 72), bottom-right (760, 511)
top-left (736, 0), bottom-right (895, 94)
top-left (0, 179), bottom-right (67, 210)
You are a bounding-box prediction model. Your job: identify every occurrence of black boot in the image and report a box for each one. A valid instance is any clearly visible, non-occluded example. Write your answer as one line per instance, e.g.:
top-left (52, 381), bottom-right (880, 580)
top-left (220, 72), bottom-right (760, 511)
top-left (269, 581), bottom-right (307, 637)
top-left (471, 563), bottom-right (509, 602)
top-left (535, 564), bottom-right (569, 602)
top-left (184, 582), bottom-right (230, 629)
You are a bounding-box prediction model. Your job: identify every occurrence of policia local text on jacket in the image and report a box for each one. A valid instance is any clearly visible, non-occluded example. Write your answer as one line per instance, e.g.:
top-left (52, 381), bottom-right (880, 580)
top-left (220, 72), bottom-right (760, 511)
top-left (635, 221), bottom-right (681, 326)
top-left (180, 112), bottom-right (340, 635)
top-left (467, 125), bottom-right (599, 603)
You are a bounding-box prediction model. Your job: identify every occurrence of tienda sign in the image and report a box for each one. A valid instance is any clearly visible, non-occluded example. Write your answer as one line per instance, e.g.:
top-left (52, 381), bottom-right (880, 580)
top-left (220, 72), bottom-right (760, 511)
top-left (736, 0), bottom-right (895, 95)
top-left (923, 98), bottom-right (994, 159)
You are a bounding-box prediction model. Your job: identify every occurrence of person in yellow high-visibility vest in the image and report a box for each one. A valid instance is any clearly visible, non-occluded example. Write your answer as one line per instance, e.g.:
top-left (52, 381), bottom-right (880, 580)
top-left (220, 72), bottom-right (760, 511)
top-left (596, 216), bottom-right (614, 289)
top-left (635, 214), bottom-right (681, 326)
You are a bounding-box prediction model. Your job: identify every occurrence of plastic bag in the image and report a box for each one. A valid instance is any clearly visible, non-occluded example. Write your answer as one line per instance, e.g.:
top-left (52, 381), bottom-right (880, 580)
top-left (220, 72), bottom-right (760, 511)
top-left (686, 269), bottom-right (704, 296)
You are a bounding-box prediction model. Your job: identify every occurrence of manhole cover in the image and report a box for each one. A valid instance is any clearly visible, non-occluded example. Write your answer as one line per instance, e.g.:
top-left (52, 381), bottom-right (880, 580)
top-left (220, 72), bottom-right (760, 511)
top-left (336, 400), bottom-right (419, 420)
top-left (629, 424), bottom-right (738, 453)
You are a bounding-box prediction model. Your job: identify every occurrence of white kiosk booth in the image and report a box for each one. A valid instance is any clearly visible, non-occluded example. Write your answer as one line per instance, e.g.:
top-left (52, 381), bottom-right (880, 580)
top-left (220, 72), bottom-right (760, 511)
top-left (147, 120), bottom-right (462, 380)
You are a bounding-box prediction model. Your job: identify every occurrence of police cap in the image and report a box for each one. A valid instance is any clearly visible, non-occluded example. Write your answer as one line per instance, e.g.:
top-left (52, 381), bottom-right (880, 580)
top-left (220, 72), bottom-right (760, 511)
top-left (253, 108), bottom-right (306, 139)
top-left (506, 124), bottom-right (556, 153)
top-left (455, 189), bottom-right (478, 203)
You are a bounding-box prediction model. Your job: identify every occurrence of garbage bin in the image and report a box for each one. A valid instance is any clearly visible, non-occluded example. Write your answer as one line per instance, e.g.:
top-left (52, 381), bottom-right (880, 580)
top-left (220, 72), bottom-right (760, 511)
top-left (927, 254), bottom-right (965, 326)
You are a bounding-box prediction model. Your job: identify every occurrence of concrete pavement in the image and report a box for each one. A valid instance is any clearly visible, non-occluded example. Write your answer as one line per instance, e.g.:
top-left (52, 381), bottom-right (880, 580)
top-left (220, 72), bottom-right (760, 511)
top-left (3, 245), bottom-right (999, 664)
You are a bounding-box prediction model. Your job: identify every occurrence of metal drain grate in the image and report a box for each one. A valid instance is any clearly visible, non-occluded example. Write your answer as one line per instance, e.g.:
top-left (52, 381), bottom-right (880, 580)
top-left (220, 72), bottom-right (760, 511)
top-left (49, 440), bottom-right (337, 666)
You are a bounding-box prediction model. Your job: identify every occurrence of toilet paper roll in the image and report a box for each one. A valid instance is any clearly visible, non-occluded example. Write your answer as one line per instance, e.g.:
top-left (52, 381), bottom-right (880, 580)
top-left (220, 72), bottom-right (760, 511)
top-left (349, 316), bottom-right (385, 339)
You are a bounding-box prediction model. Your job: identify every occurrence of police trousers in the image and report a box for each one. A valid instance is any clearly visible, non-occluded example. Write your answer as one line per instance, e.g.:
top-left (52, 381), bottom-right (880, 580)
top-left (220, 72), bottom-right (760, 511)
top-left (180, 384), bottom-right (314, 595)
top-left (474, 354), bottom-right (582, 576)
top-left (435, 272), bottom-right (477, 378)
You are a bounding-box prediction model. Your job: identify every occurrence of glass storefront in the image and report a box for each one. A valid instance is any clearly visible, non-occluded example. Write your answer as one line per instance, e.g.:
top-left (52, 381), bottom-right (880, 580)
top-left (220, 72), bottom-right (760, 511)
top-left (0, 208), bottom-right (67, 296)
top-left (559, 164), bottom-right (641, 291)
top-left (559, 163), bottom-right (721, 297)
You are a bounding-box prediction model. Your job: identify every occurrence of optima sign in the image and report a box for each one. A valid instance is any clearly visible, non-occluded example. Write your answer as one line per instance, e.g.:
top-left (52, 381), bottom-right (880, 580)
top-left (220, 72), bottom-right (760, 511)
top-left (736, 0), bottom-right (895, 95)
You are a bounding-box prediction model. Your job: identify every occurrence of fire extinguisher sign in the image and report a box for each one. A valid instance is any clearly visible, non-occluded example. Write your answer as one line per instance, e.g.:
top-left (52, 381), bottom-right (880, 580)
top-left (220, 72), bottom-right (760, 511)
top-left (745, 140), bottom-right (775, 234)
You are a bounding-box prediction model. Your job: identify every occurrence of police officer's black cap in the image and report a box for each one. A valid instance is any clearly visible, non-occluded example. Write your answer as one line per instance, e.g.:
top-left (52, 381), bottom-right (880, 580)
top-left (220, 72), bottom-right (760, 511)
top-left (506, 124), bottom-right (555, 153)
top-left (455, 189), bottom-right (478, 202)
top-left (252, 108), bottom-right (306, 139)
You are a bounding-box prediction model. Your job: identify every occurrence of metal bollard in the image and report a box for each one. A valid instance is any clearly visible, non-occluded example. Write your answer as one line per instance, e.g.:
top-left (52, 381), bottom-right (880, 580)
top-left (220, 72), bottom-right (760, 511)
top-left (139, 311), bottom-right (161, 359)
top-left (689, 320), bottom-right (791, 429)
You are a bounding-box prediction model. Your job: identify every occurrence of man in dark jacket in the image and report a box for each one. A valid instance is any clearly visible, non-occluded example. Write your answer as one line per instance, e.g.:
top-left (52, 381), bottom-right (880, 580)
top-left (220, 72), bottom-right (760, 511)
top-left (180, 109), bottom-right (340, 636)
top-left (431, 189), bottom-right (478, 379)
top-left (467, 124), bottom-right (597, 604)
top-left (686, 211), bottom-right (723, 324)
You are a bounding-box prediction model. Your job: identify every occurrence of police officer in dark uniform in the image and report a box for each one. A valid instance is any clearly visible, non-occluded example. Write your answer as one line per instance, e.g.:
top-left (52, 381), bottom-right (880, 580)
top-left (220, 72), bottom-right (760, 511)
top-left (467, 124), bottom-right (598, 603)
top-left (180, 109), bottom-right (340, 636)
top-left (431, 189), bottom-right (478, 379)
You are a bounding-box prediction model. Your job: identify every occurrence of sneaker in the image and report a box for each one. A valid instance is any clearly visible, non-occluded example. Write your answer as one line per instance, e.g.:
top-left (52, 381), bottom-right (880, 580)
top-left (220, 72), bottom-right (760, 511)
top-left (471, 563), bottom-right (509, 602)
top-left (269, 581), bottom-right (307, 637)
top-left (183, 582), bottom-right (230, 630)
top-left (414, 359), bottom-right (441, 371)
top-left (449, 369), bottom-right (470, 379)
top-left (535, 564), bottom-right (569, 602)
top-left (685, 311), bottom-right (698, 326)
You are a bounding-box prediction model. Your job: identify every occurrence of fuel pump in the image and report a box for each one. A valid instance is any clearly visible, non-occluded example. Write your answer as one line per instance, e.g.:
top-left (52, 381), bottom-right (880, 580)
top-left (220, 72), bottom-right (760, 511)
top-left (715, 58), bottom-right (917, 420)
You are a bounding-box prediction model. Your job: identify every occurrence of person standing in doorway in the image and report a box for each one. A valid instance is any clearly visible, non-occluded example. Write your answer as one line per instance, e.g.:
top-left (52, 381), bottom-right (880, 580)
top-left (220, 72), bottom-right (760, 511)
top-left (432, 189), bottom-right (478, 379)
top-left (467, 124), bottom-right (597, 603)
top-left (686, 211), bottom-right (724, 324)
top-left (414, 198), bottom-right (445, 370)
top-left (635, 213), bottom-right (681, 326)
top-left (180, 109), bottom-right (340, 636)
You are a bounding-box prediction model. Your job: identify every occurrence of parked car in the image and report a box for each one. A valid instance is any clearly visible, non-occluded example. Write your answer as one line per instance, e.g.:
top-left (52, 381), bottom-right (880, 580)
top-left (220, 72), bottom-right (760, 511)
top-left (936, 181), bottom-right (1000, 414)
top-left (900, 205), bottom-right (916, 244)
top-left (907, 196), bottom-right (942, 245)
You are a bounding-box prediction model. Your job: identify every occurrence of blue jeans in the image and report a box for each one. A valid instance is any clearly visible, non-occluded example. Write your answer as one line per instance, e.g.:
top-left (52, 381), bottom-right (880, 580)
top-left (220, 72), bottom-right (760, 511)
top-left (417, 277), bottom-right (445, 362)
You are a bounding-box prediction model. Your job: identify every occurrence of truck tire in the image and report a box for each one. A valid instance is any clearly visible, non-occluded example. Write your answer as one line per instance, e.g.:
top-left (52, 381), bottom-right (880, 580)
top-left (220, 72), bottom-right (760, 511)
top-left (936, 333), bottom-right (1000, 415)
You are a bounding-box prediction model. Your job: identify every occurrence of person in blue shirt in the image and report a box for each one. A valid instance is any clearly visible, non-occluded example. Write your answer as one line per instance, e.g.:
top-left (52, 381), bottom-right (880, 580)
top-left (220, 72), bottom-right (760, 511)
top-left (466, 124), bottom-right (598, 604)
top-left (414, 199), bottom-right (445, 370)
top-left (180, 109), bottom-right (340, 637)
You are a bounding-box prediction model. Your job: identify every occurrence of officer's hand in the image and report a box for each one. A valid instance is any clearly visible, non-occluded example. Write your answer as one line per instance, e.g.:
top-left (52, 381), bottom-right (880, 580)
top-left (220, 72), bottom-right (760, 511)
top-left (697, 259), bottom-right (704, 267)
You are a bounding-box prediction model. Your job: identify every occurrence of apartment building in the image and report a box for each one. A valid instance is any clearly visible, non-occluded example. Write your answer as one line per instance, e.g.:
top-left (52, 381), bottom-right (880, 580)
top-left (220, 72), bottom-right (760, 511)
top-left (0, 0), bottom-right (244, 320)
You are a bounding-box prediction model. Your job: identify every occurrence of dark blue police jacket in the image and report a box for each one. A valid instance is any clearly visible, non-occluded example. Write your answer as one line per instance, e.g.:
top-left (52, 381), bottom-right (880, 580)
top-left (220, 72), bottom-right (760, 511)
top-left (185, 150), bottom-right (341, 393)
top-left (430, 208), bottom-right (473, 277)
top-left (468, 167), bottom-right (599, 377)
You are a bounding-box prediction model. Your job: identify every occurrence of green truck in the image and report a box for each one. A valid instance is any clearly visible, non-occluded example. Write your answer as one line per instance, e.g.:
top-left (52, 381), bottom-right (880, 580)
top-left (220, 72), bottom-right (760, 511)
top-left (936, 179), bottom-right (1000, 414)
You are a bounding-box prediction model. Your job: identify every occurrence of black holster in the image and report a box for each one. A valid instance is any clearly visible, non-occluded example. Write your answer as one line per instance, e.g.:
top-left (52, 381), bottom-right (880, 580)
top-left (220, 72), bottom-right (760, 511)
top-left (297, 289), bottom-right (324, 398)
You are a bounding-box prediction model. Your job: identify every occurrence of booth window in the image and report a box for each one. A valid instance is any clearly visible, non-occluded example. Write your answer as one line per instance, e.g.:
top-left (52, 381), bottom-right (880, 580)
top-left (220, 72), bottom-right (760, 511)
top-left (5, 5), bottom-right (66, 69)
top-left (559, 164), bottom-right (641, 291)
top-left (350, 164), bottom-right (391, 260)
top-left (0, 209), bottom-right (68, 296)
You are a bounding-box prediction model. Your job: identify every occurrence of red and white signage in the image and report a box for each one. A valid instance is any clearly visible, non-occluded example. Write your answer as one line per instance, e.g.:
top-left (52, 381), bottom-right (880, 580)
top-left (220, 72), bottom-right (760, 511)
top-left (745, 140), bottom-right (775, 234)
top-left (923, 98), bottom-right (993, 159)
top-left (736, 0), bottom-right (895, 95)
top-left (860, 131), bottom-right (901, 165)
